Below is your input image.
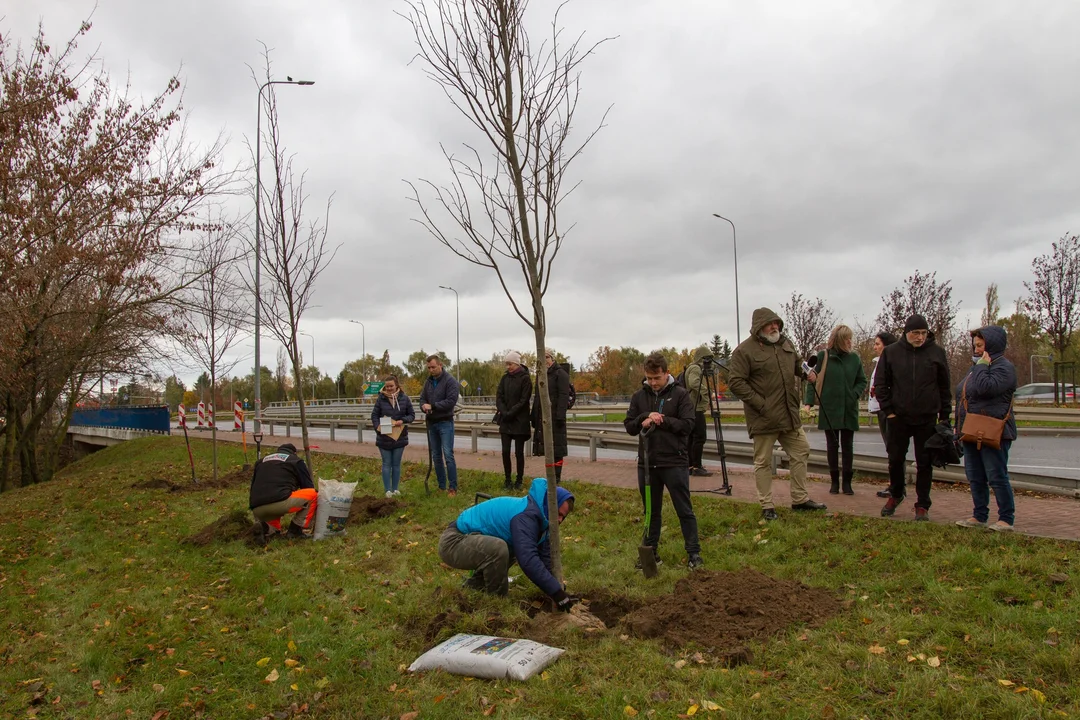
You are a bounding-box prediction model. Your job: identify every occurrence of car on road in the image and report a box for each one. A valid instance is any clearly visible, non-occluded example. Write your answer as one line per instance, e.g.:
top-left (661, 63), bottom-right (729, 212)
top-left (1013, 383), bottom-right (1076, 404)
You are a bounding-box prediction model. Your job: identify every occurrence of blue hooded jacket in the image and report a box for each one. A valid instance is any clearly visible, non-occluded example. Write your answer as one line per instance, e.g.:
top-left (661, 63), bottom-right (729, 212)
top-left (453, 478), bottom-right (574, 597)
top-left (955, 325), bottom-right (1018, 442)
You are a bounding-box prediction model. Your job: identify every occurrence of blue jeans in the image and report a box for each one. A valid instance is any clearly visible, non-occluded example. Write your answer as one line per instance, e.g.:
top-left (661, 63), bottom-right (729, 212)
top-left (427, 421), bottom-right (458, 490)
top-left (963, 440), bottom-right (1015, 525)
top-left (379, 446), bottom-right (404, 493)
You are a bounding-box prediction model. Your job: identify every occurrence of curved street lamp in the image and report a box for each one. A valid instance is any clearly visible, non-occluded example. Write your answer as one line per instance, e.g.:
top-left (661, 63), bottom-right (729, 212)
top-left (712, 213), bottom-right (741, 341)
top-left (348, 319), bottom-right (366, 386)
top-left (253, 78), bottom-right (315, 434)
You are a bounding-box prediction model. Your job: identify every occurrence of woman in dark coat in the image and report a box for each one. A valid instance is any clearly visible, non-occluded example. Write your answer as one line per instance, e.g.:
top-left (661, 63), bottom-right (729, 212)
top-left (496, 351), bottom-right (532, 489)
top-left (370, 375), bottom-right (415, 497)
top-left (804, 324), bottom-right (867, 495)
top-left (531, 350), bottom-right (570, 482)
top-left (954, 326), bottom-right (1017, 532)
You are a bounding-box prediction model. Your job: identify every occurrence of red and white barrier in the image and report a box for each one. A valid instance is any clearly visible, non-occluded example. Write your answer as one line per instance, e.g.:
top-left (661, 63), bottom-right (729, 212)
top-left (197, 402), bottom-right (205, 428)
top-left (234, 401), bottom-right (243, 431)
top-left (207, 403), bottom-right (215, 429)
top-left (178, 405), bottom-right (186, 427)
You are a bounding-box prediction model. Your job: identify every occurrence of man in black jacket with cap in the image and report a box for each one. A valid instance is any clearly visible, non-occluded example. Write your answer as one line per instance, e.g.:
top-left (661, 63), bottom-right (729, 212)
top-left (874, 314), bottom-right (952, 521)
top-left (249, 443), bottom-right (317, 545)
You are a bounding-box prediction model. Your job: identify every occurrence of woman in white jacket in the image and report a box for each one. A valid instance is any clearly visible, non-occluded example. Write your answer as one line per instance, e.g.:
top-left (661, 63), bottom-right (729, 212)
top-left (868, 331), bottom-right (897, 498)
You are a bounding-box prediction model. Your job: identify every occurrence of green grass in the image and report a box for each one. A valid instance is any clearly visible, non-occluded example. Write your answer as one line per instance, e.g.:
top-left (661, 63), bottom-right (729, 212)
top-left (1, 437), bottom-right (1078, 719)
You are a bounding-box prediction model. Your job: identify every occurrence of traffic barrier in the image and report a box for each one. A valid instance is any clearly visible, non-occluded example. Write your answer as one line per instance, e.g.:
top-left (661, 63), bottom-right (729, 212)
top-left (178, 405), bottom-right (186, 428)
top-left (234, 401), bottom-right (243, 431)
top-left (207, 403), bottom-right (215, 429)
top-left (197, 402), bottom-right (205, 428)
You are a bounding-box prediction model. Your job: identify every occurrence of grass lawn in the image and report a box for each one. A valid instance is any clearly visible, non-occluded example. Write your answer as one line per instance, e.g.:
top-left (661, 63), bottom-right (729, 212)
top-left (1, 436), bottom-right (1077, 719)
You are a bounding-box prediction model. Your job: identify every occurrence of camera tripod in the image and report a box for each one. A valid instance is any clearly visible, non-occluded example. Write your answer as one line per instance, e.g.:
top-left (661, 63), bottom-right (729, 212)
top-left (699, 358), bottom-right (732, 495)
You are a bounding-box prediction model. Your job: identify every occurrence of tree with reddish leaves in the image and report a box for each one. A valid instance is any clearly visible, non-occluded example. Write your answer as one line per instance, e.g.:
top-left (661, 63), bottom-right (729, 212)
top-left (1024, 234), bottom-right (1080, 361)
top-left (0, 21), bottom-right (231, 490)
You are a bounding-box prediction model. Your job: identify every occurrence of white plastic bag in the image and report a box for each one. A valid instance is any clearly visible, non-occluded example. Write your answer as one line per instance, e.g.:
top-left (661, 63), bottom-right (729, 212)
top-left (408, 633), bottom-right (564, 681)
top-left (312, 478), bottom-right (356, 540)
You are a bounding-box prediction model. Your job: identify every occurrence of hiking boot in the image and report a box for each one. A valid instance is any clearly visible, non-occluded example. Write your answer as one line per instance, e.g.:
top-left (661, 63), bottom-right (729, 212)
top-left (690, 467), bottom-right (713, 477)
top-left (462, 572), bottom-right (485, 591)
top-left (955, 517), bottom-right (987, 528)
top-left (880, 495), bottom-right (904, 517)
top-left (876, 489), bottom-right (891, 498)
top-left (792, 499), bottom-right (827, 511)
top-left (252, 520), bottom-right (270, 548)
top-left (989, 521), bottom-right (1014, 533)
top-left (285, 523), bottom-right (309, 539)
top-left (687, 553), bottom-right (704, 570)
top-left (761, 508), bottom-right (779, 522)
top-left (914, 507), bottom-right (929, 522)
top-left (634, 550), bottom-right (662, 570)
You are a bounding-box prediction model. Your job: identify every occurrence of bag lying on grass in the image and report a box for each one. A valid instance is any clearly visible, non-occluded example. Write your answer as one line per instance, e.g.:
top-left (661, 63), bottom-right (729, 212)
top-left (312, 478), bottom-right (356, 540)
top-left (409, 633), bottom-right (564, 681)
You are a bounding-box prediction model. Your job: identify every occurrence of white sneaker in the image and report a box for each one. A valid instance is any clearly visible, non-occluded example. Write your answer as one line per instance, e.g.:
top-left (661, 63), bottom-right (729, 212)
top-left (955, 518), bottom-right (987, 528)
top-left (385, 491), bottom-right (394, 499)
top-left (393, 490), bottom-right (401, 496)
top-left (989, 521), bottom-right (1014, 532)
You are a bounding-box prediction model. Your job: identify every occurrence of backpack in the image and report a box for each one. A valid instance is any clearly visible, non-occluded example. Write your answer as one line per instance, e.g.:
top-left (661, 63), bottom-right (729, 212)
top-left (674, 367), bottom-right (688, 389)
top-left (559, 362), bottom-right (577, 408)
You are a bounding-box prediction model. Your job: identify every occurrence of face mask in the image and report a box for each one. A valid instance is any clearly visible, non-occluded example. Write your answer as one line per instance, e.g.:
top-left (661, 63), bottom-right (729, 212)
top-left (972, 356), bottom-right (981, 364)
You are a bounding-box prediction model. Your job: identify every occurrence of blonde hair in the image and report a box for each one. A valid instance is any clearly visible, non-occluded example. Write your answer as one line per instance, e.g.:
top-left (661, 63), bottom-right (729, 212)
top-left (828, 325), bottom-right (854, 350)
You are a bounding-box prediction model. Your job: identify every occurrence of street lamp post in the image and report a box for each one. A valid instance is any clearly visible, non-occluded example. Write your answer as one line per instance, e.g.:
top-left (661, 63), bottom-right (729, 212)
top-left (439, 285), bottom-right (460, 374)
top-left (348, 320), bottom-right (366, 386)
top-left (712, 213), bottom-right (741, 342)
top-left (253, 77), bottom-right (314, 435)
top-left (301, 332), bottom-right (316, 400)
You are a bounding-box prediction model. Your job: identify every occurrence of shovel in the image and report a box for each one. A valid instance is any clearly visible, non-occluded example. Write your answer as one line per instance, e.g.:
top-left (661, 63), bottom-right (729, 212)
top-left (638, 426), bottom-right (658, 579)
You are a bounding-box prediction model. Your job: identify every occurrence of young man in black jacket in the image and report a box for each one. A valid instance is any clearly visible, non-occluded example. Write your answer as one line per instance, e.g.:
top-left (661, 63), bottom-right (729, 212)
top-left (874, 314), bottom-right (952, 521)
top-left (624, 352), bottom-right (703, 570)
top-left (249, 443), bottom-right (317, 545)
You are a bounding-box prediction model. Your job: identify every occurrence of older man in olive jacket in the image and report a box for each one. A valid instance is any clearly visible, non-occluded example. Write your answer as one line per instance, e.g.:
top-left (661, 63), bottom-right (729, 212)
top-left (728, 308), bottom-right (828, 521)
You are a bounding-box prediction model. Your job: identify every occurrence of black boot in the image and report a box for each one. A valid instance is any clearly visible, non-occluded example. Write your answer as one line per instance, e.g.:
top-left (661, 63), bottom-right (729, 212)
top-left (842, 474), bottom-right (854, 495)
top-left (829, 477), bottom-right (840, 494)
top-left (503, 477), bottom-right (513, 490)
top-left (513, 477), bottom-right (523, 490)
top-left (285, 522), bottom-right (308, 539)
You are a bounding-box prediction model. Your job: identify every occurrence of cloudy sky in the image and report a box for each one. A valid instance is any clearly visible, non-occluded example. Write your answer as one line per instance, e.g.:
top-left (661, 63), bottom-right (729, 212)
top-left (7, 1), bottom-right (1080, 386)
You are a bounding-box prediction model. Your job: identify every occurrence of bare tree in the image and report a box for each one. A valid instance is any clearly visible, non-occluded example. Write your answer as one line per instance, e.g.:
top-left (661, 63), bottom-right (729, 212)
top-left (252, 55), bottom-right (338, 470)
top-left (401, 0), bottom-right (611, 578)
top-left (980, 282), bottom-right (1000, 327)
top-left (172, 210), bottom-right (250, 483)
top-left (1024, 234), bottom-right (1080, 359)
top-left (780, 292), bottom-right (837, 358)
top-left (875, 270), bottom-right (960, 338)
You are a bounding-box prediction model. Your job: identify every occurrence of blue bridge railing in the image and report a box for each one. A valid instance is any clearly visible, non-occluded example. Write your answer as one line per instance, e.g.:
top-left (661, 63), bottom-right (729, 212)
top-left (70, 405), bottom-right (171, 434)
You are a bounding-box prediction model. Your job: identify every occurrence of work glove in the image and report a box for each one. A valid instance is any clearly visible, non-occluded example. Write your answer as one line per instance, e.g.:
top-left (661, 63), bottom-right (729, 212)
top-left (553, 590), bottom-right (576, 613)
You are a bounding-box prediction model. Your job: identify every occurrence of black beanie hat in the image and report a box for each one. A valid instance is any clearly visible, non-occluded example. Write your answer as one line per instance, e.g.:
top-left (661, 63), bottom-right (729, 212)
top-left (278, 443), bottom-right (298, 454)
top-left (903, 314), bottom-right (929, 333)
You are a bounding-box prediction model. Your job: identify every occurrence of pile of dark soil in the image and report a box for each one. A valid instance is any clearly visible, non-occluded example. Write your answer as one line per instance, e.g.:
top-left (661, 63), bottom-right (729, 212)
top-left (133, 466), bottom-right (250, 493)
top-left (620, 569), bottom-right (841, 664)
top-left (348, 495), bottom-right (401, 524)
top-left (181, 509), bottom-right (258, 547)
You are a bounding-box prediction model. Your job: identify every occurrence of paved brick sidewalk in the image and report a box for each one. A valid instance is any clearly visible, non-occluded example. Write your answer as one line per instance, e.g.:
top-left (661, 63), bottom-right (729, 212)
top-left (208, 430), bottom-right (1079, 542)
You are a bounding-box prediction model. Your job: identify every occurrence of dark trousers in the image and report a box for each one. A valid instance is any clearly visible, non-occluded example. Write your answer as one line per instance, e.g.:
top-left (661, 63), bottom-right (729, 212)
top-left (825, 429), bottom-right (854, 483)
top-left (637, 465), bottom-right (700, 554)
top-left (687, 410), bottom-right (707, 468)
top-left (886, 419), bottom-right (937, 509)
top-left (876, 410), bottom-right (889, 444)
top-left (501, 433), bottom-right (528, 485)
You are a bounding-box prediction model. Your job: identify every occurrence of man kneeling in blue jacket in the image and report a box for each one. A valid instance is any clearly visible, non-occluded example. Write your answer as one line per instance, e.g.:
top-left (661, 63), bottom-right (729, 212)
top-left (439, 478), bottom-right (576, 612)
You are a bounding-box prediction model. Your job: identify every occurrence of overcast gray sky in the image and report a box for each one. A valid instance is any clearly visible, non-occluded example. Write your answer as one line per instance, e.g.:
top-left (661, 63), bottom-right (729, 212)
top-left (8, 0), bottom-right (1080, 387)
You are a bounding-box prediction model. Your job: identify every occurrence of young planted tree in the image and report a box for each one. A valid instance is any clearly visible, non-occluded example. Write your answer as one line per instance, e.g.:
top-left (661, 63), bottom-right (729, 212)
top-left (1024, 234), bottom-right (1080, 361)
top-left (253, 58), bottom-right (338, 469)
top-left (781, 292), bottom-right (838, 358)
top-left (172, 211), bottom-right (249, 483)
top-left (402, 0), bottom-right (611, 577)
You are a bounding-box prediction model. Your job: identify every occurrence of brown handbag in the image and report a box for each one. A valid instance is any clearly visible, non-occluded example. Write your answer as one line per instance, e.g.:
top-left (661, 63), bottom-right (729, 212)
top-left (959, 376), bottom-right (1009, 450)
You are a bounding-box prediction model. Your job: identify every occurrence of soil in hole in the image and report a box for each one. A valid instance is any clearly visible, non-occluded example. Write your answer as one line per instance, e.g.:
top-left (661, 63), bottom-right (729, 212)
top-left (133, 466), bottom-right (251, 493)
top-left (348, 495), bottom-right (401, 524)
top-left (620, 569), bottom-right (842, 664)
top-left (181, 509), bottom-right (259, 547)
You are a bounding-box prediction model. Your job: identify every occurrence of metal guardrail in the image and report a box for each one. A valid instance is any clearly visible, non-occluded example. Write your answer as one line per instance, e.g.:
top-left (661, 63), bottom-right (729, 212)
top-left (249, 416), bottom-right (1080, 497)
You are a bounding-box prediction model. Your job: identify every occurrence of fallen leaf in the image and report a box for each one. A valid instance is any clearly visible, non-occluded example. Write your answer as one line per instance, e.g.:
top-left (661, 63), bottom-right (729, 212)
top-left (483, 706), bottom-right (497, 717)
top-left (152, 683), bottom-right (165, 693)
top-left (400, 712), bottom-right (420, 720)
top-left (256, 658), bottom-right (271, 667)
top-left (1031, 689), bottom-right (1046, 704)
top-left (868, 644), bottom-right (886, 655)
top-left (151, 711), bottom-right (169, 720)
top-left (287, 641), bottom-right (297, 652)
top-left (315, 677), bottom-right (329, 689)
top-left (687, 704), bottom-right (699, 716)
top-left (927, 656), bottom-right (941, 668)
top-left (291, 683), bottom-right (299, 691)
top-left (265, 669), bottom-right (279, 683)
top-left (388, 683), bottom-right (397, 692)
top-left (540, 672), bottom-right (549, 681)
top-left (674, 660), bottom-right (687, 669)
top-left (176, 668), bottom-right (192, 677)
top-left (897, 639), bottom-right (909, 646)
top-left (284, 659), bottom-right (300, 668)
top-left (702, 700), bottom-right (723, 711)
top-left (998, 679), bottom-right (1015, 687)
top-left (219, 627), bottom-right (229, 633)
top-left (1014, 687), bottom-right (1029, 694)
top-left (906, 655), bottom-right (917, 663)
top-left (624, 706), bottom-right (639, 717)
top-left (750, 692), bottom-right (761, 700)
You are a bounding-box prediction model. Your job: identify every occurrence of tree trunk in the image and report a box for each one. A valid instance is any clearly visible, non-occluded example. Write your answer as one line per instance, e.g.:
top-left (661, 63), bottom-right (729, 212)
top-left (210, 366), bottom-right (219, 483)
top-left (289, 338), bottom-right (314, 472)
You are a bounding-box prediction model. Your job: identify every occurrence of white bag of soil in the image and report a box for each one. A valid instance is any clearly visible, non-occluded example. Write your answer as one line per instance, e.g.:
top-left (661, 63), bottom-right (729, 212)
top-left (408, 633), bottom-right (564, 681)
top-left (312, 478), bottom-right (356, 540)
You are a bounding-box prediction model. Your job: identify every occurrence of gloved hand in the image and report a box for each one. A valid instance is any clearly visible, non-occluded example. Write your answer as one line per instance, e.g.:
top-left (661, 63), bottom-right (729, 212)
top-left (553, 590), bottom-right (576, 613)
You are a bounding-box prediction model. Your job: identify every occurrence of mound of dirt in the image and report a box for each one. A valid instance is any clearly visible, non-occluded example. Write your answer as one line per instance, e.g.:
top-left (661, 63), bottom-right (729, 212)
top-left (181, 510), bottom-right (258, 547)
top-left (133, 466), bottom-right (251, 493)
top-left (348, 495), bottom-right (401, 524)
top-left (620, 569), bottom-right (841, 663)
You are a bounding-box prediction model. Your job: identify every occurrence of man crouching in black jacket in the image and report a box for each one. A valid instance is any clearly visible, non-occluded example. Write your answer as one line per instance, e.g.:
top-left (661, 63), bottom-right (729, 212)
top-left (624, 352), bottom-right (703, 570)
top-left (249, 443), bottom-right (317, 546)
